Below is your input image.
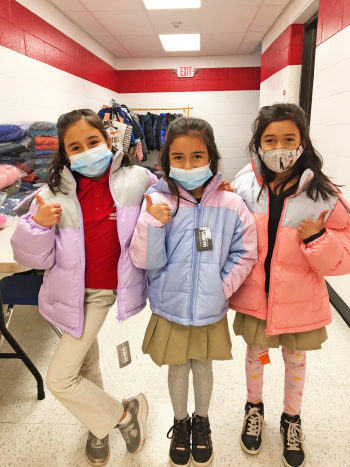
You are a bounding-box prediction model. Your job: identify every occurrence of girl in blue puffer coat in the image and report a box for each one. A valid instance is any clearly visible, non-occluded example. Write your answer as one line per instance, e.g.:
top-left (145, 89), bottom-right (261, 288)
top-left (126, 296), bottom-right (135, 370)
top-left (130, 117), bottom-right (258, 467)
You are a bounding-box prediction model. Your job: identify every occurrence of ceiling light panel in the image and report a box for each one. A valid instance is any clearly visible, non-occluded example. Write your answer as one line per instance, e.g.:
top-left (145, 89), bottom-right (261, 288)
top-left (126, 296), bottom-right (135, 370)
top-left (144, 0), bottom-right (201, 9)
top-left (159, 34), bottom-right (200, 51)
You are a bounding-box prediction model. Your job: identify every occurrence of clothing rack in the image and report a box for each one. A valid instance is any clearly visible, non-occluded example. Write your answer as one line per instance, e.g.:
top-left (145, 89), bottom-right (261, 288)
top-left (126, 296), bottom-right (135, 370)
top-left (130, 106), bottom-right (193, 117)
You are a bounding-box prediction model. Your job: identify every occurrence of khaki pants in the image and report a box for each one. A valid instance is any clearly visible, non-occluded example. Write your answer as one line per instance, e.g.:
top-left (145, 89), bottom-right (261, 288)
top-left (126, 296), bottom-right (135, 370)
top-left (46, 289), bottom-right (124, 439)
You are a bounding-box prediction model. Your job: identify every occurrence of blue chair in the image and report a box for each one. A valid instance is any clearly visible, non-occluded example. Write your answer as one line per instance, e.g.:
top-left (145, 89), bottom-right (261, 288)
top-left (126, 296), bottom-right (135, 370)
top-left (0, 272), bottom-right (45, 400)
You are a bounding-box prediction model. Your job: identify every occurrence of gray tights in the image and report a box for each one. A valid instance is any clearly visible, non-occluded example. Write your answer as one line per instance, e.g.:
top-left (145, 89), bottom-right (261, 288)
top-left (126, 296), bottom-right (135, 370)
top-left (168, 359), bottom-right (213, 420)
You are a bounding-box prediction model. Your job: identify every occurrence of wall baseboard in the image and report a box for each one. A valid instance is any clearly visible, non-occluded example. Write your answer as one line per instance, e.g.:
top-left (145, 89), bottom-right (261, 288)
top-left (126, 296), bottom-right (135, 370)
top-left (326, 282), bottom-right (350, 328)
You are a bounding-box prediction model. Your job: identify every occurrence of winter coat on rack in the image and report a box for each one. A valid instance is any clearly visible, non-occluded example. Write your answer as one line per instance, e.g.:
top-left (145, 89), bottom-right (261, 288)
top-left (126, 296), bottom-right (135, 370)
top-left (144, 113), bottom-right (155, 151)
top-left (160, 114), bottom-right (168, 147)
top-left (156, 115), bottom-right (163, 151)
top-left (153, 117), bottom-right (158, 151)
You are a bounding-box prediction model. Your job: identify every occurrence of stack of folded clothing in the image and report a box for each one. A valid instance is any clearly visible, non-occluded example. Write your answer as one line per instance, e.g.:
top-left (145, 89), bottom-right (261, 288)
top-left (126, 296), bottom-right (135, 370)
top-left (0, 121), bottom-right (57, 221)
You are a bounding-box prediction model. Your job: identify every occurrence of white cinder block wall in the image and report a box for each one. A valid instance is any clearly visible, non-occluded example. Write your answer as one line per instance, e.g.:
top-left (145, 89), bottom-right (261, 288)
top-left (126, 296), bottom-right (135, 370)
top-left (259, 65), bottom-right (302, 108)
top-left (311, 24), bottom-right (350, 306)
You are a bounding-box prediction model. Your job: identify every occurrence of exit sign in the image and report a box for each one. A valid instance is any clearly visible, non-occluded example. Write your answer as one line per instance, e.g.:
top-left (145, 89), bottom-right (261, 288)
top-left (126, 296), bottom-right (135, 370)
top-left (174, 67), bottom-right (198, 78)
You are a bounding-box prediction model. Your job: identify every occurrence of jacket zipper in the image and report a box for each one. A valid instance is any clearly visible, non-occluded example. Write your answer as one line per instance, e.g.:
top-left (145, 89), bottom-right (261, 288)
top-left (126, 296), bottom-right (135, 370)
top-left (186, 175), bottom-right (222, 324)
top-left (266, 173), bottom-right (312, 336)
top-left (67, 170), bottom-right (86, 336)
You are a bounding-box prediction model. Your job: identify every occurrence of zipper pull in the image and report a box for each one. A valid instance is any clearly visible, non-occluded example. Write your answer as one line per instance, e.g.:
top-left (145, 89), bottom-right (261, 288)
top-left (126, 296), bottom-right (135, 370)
top-left (197, 203), bottom-right (202, 212)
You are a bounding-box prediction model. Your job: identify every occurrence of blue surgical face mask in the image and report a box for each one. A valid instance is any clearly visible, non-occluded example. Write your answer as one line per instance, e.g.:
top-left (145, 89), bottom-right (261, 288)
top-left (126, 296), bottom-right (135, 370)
top-left (169, 163), bottom-right (213, 191)
top-left (69, 143), bottom-right (113, 178)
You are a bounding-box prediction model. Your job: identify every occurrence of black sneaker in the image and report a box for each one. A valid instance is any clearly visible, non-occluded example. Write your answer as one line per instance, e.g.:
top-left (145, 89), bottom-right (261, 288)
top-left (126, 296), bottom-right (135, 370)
top-left (85, 432), bottom-right (110, 466)
top-left (280, 413), bottom-right (305, 467)
top-left (167, 416), bottom-right (192, 467)
top-left (191, 413), bottom-right (213, 466)
top-left (240, 402), bottom-right (265, 455)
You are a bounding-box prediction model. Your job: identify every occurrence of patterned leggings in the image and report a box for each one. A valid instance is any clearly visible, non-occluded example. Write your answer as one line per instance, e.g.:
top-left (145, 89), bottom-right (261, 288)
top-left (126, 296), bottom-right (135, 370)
top-left (245, 345), bottom-right (306, 416)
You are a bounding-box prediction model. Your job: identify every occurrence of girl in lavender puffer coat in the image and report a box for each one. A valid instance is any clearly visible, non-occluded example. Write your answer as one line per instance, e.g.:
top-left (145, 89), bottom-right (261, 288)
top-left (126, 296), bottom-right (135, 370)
top-left (11, 109), bottom-right (158, 465)
top-left (230, 103), bottom-right (350, 467)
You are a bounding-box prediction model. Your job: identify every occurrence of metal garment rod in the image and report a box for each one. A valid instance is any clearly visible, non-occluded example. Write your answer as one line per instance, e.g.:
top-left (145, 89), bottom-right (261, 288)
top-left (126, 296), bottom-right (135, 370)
top-left (130, 106), bottom-right (193, 116)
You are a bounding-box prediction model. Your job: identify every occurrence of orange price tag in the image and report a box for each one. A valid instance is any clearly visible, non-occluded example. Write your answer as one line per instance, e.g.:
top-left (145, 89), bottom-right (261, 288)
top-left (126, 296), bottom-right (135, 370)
top-left (258, 350), bottom-right (270, 365)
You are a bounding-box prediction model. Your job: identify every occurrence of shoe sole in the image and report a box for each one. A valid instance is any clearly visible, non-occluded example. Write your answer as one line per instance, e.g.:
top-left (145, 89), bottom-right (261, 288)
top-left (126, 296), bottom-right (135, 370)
top-left (240, 438), bottom-right (262, 455)
top-left (169, 455), bottom-right (192, 467)
top-left (282, 455), bottom-right (306, 467)
top-left (85, 447), bottom-right (110, 467)
top-left (132, 393), bottom-right (149, 454)
top-left (192, 452), bottom-right (214, 466)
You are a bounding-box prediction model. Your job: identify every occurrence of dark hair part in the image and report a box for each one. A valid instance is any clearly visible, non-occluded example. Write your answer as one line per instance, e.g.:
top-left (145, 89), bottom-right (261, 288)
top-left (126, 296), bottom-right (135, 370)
top-left (159, 117), bottom-right (221, 215)
top-left (249, 103), bottom-right (338, 201)
top-left (48, 109), bottom-right (133, 193)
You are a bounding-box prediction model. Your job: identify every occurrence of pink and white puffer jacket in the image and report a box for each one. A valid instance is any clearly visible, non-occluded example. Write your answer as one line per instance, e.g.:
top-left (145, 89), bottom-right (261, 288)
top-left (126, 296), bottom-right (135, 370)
top-left (229, 158), bottom-right (350, 336)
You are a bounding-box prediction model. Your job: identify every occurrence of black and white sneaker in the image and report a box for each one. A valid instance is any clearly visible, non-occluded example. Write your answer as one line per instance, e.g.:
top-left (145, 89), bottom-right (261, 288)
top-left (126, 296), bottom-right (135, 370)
top-left (280, 413), bottom-right (305, 467)
top-left (167, 416), bottom-right (192, 467)
top-left (85, 432), bottom-right (110, 466)
top-left (191, 414), bottom-right (213, 466)
top-left (240, 402), bottom-right (265, 455)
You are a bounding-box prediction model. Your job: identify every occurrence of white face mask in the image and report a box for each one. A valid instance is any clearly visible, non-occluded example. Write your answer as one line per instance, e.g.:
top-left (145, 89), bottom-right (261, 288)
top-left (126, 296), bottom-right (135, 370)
top-left (258, 145), bottom-right (304, 173)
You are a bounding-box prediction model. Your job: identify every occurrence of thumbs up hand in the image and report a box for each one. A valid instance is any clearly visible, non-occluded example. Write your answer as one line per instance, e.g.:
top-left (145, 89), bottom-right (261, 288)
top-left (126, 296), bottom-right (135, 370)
top-left (32, 193), bottom-right (62, 228)
top-left (144, 193), bottom-right (172, 224)
top-left (297, 210), bottom-right (329, 240)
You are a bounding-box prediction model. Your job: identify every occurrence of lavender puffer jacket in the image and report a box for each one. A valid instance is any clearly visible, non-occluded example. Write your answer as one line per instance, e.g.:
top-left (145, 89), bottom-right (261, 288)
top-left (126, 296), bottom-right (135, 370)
top-left (11, 151), bottom-right (158, 338)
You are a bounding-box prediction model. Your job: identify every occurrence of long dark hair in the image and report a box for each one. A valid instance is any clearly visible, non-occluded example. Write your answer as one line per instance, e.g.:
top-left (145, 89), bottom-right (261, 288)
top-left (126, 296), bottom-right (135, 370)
top-left (47, 109), bottom-right (133, 193)
top-left (159, 117), bottom-right (221, 215)
top-left (249, 103), bottom-right (338, 201)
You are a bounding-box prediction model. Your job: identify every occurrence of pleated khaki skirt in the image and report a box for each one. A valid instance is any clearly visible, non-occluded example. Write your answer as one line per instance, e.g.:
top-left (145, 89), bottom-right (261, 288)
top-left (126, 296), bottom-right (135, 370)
top-left (142, 313), bottom-right (233, 367)
top-left (233, 312), bottom-right (328, 352)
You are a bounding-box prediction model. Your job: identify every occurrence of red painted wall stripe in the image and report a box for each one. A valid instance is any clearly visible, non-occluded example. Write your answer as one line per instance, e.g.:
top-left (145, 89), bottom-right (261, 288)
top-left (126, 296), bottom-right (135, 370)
top-left (261, 24), bottom-right (304, 83)
top-left (317, 0), bottom-right (350, 46)
top-left (0, 0), bottom-right (119, 92)
top-left (118, 67), bottom-right (261, 93)
top-left (0, 0), bottom-right (261, 93)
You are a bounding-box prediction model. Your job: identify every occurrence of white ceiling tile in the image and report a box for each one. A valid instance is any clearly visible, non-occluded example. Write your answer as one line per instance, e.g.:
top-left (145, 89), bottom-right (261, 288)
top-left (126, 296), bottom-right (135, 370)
top-left (249, 5), bottom-right (286, 31)
top-left (68, 11), bottom-right (110, 36)
top-left (147, 10), bottom-right (201, 35)
top-left (94, 35), bottom-right (126, 52)
top-left (201, 0), bottom-right (262, 6)
top-left (80, 0), bottom-right (144, 11)
top-left (263, 0), bottom-right (289, 5)
top-left (115, 35), bottom-right (163, 52)
top-left (51, 0), bottom-right (87, 11)
top-left (201, 32), bottom-right (244, 51)
top-left (200, 6), bottom-right (258, 33)
top-left (93, 10), bottom-right (155, 35)
top-left (201, 47), bottom-right (240, 56)
top-left (237, 31), bottom-right (263, 54)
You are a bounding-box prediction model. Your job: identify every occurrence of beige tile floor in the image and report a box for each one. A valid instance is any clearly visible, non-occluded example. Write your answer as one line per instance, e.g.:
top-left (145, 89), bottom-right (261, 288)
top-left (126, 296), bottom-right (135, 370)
top-left (0, 300), bottom-right (349, 467)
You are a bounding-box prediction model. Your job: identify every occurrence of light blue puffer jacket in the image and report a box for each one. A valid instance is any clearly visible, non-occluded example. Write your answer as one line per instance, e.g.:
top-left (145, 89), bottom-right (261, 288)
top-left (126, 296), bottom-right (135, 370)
top-left (130, 174), bottom-right (258, 326)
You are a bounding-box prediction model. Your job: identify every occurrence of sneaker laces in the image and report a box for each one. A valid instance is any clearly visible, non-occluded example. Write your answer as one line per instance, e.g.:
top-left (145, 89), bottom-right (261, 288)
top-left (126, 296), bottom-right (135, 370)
top-left (193, 417), bottom-right (211, 450)
top-left (286, 419), bottom-right (305, 451)
top-left (245, 407), bottom-right (266, 441)
top-left (90, 433), bottom-right (108, 448)
top-left (167, 418), bottom-right (190, 452)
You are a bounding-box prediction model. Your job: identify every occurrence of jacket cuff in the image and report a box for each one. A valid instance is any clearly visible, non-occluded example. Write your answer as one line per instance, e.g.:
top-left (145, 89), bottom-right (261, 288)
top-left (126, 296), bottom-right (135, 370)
top-left (28, 216), bottom-right (52, 232)
top-left (303, 228), bottom-right (326, 245)
top-left (142, 211), bottom-right (164, 228)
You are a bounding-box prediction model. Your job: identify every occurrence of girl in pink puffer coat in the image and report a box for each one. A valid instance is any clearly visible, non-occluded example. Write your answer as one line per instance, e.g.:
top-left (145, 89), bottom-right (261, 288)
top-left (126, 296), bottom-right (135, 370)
top-left (230, 103), bottom-right (350, 467)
